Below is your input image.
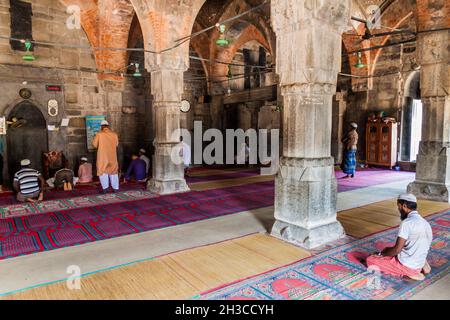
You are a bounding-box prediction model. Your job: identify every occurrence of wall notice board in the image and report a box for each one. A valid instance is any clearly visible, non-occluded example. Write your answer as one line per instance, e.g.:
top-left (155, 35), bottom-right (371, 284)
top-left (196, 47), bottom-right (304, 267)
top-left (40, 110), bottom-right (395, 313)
top-left (86, 115), bottom-right (106, 151)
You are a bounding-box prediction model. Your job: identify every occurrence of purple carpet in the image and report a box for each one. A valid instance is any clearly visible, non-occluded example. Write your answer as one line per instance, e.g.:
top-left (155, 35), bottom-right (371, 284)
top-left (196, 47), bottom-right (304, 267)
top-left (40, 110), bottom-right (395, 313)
top-left (336, 168), bottom-right (414, 192)
top-left (0, 181), bottom-right (274, 260)
top-left (186, 169), bottom-right (260, 183)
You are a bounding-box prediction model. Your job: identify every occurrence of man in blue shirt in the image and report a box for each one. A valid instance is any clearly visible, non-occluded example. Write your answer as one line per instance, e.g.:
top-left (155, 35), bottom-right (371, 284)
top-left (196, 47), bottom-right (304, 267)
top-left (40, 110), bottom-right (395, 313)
top-left (123, 153), bottom-right (147, 183)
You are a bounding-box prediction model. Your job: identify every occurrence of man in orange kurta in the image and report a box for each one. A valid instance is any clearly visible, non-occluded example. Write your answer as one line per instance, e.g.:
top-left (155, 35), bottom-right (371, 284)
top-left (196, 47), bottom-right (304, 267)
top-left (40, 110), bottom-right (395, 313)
top-left (92, 120), bottom-right (120, 192)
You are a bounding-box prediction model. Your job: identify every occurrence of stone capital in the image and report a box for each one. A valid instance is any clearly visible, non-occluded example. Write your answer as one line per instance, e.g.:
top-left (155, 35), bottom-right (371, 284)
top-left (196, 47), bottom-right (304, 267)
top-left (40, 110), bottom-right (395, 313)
top-left (281, 83), bottom-right (335, 96)
top-left (150, 68), bottom-right (185, 102)
top-left (145, 51), bottom-right (189, 73)
top-left (417, 31), bottom-right (449, 98)
top-left (271, 0), bottom-right (351, 34)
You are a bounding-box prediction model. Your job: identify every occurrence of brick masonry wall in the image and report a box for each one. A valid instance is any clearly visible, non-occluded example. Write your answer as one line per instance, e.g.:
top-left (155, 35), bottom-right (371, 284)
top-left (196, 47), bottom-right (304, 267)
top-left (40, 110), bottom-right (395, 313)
top-left (0, 0), bottom-right (149, 180)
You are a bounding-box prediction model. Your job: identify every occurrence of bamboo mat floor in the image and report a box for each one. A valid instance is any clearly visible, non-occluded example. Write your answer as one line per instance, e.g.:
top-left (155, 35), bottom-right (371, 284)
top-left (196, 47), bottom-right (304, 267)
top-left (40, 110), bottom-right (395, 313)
top-left (2, 198), bottom-right (449, 300)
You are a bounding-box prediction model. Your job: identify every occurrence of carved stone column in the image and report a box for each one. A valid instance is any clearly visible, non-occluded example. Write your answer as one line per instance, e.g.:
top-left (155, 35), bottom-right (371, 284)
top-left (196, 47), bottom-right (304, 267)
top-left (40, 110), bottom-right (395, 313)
top-left (146, 54), bottom-right (189, 195)
top-left (407, 1), bottom-right (450, 202)
top-left (270, 0), bottom-right (351, 248)
top-left (332, 92), bottom-right (347, 164)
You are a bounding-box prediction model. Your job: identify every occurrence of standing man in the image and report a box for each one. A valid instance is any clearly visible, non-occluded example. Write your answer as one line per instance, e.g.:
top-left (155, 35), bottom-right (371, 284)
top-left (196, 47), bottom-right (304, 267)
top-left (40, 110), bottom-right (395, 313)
top-left (92, 120), bottom-right (120, 193)
top-left (13, 159), bottom-right (45, 202)
top-left (180, 137), bottom-right (191, 177)
top-left (139, 148), bottom-right (150, 177)
top-left (341, 122), bottom-right (358, 178)
top-left (366, 194), bottom-right (433, 281)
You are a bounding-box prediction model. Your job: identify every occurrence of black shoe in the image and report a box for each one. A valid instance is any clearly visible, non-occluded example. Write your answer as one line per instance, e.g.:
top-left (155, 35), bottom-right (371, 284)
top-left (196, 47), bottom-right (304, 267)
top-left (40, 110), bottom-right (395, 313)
top-left (351, 174), bottom-right (354, 178)
top-left (113, 189), bottom-right (119, 193)
top-left (101, 188), bottom-right (109, 194)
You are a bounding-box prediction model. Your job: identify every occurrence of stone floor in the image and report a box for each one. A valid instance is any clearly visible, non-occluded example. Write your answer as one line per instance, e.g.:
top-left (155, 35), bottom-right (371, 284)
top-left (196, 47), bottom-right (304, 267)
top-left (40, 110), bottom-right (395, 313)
top-left (0, 177), bottom-right (448, 299)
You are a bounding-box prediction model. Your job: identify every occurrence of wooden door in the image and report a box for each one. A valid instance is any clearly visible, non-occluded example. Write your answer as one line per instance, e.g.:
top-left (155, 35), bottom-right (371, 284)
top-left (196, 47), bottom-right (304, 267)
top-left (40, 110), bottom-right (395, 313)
top-left (366, 123), bottom-right (378, 164)
top-left (378, 123), bottom-right (392, 165)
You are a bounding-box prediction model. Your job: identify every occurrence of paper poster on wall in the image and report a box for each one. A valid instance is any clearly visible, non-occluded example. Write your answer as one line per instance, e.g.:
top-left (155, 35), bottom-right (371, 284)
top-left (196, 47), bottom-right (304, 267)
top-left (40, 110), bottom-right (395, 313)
top-left (86, 115), bottom-right (106, 151)
top-left (0, 117), bottom-right (6, 135)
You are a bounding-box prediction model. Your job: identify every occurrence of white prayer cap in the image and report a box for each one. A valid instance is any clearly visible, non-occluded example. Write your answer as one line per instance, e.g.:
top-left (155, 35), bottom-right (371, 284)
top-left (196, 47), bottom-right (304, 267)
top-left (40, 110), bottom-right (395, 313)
top-left (139, 148), bottom-right (146, 154)
top-left (350, 122), bottom-right (358, 128)
top-left (80, 157), bottom-right (88, 161)
top-left (398, 193), bottom-right (417, 203)
top-left (21, 159), bottom-right (31, 166)
top-left (101, 120), bottom-right (109, 126)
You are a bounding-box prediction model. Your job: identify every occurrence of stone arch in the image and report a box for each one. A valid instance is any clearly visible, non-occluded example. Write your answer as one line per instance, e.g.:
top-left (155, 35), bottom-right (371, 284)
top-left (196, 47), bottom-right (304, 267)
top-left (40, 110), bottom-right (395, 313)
top-left (129, 0), bottom-right (207, 71)
top-left (404, 70), bottom-right (421, 100)
top-left (399, 70), bottom-right (421, 162)
top-left (5, 101), bottom-right (49, 182)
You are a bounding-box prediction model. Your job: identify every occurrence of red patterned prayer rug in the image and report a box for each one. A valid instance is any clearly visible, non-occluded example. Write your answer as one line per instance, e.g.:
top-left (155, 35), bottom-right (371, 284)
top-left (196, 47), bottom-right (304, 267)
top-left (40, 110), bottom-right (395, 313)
top-left (198, 210), bottom-right (449, 300)
top-left (0, 181), bottom-right (274, 260)
top-left (0, 189), bottom-right (156, 219)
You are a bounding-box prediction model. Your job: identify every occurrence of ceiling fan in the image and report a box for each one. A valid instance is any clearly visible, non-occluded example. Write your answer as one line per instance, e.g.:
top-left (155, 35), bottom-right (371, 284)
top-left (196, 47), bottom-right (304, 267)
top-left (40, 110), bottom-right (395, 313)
top-left (348, 16), bottom-right (416, 45)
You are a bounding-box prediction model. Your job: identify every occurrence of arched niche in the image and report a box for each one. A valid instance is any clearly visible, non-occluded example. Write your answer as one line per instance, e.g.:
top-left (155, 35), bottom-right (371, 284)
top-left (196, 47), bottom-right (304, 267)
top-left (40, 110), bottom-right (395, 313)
top-left (6, 101), bottom-right (48, 182)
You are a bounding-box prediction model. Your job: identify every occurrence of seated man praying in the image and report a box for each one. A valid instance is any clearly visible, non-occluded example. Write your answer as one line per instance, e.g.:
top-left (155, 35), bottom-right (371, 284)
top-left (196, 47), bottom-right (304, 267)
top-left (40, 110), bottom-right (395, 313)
top-left (77, 156), bottom-right (93, 184)
top-left (53, 167), bottom-right (75, 191)
top-left (366, 193), bottom-right (432, 281)
top-left (13, 159), bottom-right (45, 202)
top-left (123, 153), bottom-right (147, 183)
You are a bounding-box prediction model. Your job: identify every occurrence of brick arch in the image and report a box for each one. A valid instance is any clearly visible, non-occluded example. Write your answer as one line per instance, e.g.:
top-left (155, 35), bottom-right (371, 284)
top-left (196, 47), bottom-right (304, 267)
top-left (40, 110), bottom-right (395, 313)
top-left (342, 0), bottom-right (416, 90)
top-left (190, 23), bottom-right (210, 79)
top-left (369, 0), bottom-right (415, 79)
top-left (211, 24), bottom-right (270, 84)
top-left (59, 0), bottom-right (135, 80)
top-left (207, 0), bottom-right (274, 77)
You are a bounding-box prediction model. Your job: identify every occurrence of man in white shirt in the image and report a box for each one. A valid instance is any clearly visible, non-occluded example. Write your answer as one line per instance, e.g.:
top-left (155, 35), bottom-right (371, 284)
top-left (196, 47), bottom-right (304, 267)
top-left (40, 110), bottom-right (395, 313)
top-left (366, 193), bottom-right (433, 280)
top-left (180, 137), bottom-right (191, 177)
top-left (139, 148), bottom-right (150, 177)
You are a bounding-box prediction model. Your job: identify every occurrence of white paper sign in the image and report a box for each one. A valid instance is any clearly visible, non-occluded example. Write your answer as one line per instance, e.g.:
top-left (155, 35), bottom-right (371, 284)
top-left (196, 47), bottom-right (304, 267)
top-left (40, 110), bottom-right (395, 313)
top-left (61, 118), bottom-right (69, 127)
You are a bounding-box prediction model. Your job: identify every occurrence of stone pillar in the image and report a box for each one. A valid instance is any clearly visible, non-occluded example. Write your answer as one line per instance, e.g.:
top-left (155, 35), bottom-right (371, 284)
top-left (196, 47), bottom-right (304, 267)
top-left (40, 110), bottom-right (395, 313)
top-left (270, 0), bottom-right (351, 249)
top-left (407, 1), bottom-right (450, 202)
top-left (146, 55), bottom-right (189, 195)
top-left (332, 92), bottom-right (347, 164)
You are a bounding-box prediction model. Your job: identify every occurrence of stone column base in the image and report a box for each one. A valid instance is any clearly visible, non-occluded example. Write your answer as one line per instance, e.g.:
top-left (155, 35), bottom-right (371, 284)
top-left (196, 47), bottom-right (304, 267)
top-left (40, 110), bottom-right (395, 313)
top-left (270, 157), bottom-right (345, 249)
top-left (407, 181), bottom-right (450, 203)
top-left (147, 178), bottom-right (190, 195)
top-left (271, 219), bottom-right (344, 249)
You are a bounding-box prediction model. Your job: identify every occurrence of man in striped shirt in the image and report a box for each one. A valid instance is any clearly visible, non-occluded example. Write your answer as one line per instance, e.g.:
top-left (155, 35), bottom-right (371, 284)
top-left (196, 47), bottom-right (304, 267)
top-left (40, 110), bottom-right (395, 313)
top-left (13, 159), bottom-right (45, 202)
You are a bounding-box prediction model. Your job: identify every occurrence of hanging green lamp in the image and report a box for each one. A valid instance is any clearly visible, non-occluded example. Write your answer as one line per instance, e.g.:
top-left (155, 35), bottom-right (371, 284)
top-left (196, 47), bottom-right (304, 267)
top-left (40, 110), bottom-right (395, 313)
top-left (22, 40), bottom-right (36, 62)
top-left (354, 52), bottom-right (366, 69)
top-left (133, 63), bottom-right (142, 77)
top-left (216, 24), bottom-right (230, 47)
